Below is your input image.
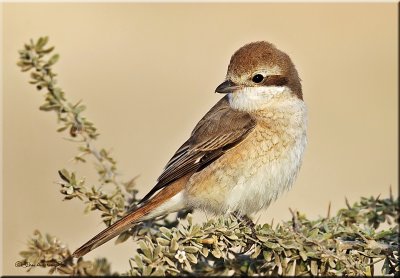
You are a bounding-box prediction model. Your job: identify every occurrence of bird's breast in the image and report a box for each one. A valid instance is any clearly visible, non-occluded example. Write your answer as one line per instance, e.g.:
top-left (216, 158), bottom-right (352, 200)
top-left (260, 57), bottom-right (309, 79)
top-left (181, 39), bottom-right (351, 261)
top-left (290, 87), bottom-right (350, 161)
top-left (186, 99), bottom-right (307, 215)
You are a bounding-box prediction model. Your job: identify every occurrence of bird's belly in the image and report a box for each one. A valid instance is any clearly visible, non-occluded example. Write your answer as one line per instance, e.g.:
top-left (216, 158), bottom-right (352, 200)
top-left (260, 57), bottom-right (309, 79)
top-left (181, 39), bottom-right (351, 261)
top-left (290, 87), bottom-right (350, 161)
top-left (186, 129), bottom-right (306, 215)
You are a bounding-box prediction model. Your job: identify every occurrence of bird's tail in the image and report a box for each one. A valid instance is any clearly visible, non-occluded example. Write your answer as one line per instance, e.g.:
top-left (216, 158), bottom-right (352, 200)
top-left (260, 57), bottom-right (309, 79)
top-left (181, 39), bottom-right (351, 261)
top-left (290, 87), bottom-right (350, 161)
top-left (72, 178), bottom-right (187, 258)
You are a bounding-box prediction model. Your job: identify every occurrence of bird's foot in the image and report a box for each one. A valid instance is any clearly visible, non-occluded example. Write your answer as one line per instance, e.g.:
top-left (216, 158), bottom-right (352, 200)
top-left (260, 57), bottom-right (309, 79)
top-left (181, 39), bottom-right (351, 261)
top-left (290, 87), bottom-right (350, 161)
top-left (232, 211), bottom-right (257, 252)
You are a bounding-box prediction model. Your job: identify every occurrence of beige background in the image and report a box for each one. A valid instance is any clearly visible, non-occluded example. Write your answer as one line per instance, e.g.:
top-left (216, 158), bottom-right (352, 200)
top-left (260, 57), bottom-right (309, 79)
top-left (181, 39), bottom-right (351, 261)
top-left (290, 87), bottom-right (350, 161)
top-left (2, 3), bottom-right (398, 275)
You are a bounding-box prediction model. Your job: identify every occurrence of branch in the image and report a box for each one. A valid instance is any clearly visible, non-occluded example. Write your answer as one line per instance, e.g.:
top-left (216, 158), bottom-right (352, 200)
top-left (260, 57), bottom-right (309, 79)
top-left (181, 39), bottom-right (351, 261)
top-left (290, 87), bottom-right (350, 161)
top-left (126, 194), bottom-right (398, 276)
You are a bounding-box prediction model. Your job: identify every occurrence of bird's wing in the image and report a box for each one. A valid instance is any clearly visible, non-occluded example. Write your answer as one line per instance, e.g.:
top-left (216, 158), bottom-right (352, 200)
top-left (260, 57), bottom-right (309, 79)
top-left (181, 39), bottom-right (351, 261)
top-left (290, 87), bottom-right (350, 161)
top-left (139, 95), bottom-right (256, 204)
top-left (73, 96), bottom-right (255, 258)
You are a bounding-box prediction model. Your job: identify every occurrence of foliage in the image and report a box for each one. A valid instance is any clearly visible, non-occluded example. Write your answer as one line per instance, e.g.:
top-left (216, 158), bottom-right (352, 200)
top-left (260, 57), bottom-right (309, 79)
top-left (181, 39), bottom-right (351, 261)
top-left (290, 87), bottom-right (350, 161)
top-left (16, 37), bottom-right (399, 276)
top-left (17, 230), bottom-right (113, 275)
top-left (125, 193), bottom-right (399, 276)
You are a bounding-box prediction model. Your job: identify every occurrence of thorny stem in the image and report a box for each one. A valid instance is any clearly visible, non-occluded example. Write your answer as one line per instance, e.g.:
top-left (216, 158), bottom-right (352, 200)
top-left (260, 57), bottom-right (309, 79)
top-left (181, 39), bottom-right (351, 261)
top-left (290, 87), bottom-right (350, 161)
top-left (17, 37), bottom-right (135, 225)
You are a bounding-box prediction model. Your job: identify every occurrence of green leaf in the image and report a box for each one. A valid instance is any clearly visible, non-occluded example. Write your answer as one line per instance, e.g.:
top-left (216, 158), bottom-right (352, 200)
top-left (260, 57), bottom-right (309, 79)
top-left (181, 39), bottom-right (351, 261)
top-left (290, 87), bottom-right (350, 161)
top-left (47, 54), bottom-right (59, 66)
top-left (170, 238), bottom-right (178, 253)
top-left (263, 241), bottom-right (279, 249)
top-left (35, 37), bottom-right (48, 50)
top-left (186, 253), bottom-right (197, 264)
top-left (58, 169), bottom-right (70, 183)
top-left (375, 230), bottom-right (393, 239)
top-left (138, 240), bottom-right (152, 259)
top-left (115, 231), bottom-right (131, 244)
top-left (328, 257), bottom-right (336, 268)
top-left (156, 237), bottom-right (170, 246)
top-left (30, 71), bottom-right (42, 80)
top-left (183, 246), bottom-right (198, 254)
top-left (40, 46), bottom-right (55, 54)
top-left (299, 250), bottom-right (307, 261)
top-left (57, 125), bottom-right (70, 132)
top-left (133, 254), bottom-right (143, 269)
top-left (200, 247), bottom-right (209, 258)
top-left (74, 105), bottom-right (86, 114)
top-left (211, 248), bottom-right (222, 258)
top-left (251, 245), bottom-right (261, 259)
top-left (142, 265), bottom-right (153, 276)
top-left (310, 260), bottom-right (318, 276)
top-left (152, 266), bottom-right (165, 276)
top-left (256, 235), bottom-right (269, 242)
top-left (164, 256), bottom-right (175, 267)
top-left (39, 104), bottom-right (59, 111)
top-left (263, 250), bottom-right (272, 262)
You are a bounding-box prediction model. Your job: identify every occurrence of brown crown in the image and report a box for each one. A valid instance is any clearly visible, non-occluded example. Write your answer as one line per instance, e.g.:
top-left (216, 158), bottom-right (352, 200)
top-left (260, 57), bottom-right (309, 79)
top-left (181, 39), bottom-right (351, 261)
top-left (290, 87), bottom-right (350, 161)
top-left (227, 41), bottom-right (303, 100)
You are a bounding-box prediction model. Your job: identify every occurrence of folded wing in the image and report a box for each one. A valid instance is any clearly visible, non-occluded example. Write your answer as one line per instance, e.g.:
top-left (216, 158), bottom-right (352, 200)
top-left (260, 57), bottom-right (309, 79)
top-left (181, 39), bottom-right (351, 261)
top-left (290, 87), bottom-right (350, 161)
top-left (139, 95), bottom-right (256, 204)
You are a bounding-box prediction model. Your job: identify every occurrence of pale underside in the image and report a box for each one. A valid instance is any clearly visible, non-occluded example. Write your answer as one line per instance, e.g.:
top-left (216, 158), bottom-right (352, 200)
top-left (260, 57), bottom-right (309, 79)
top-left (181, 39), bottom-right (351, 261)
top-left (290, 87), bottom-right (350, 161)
top-left (143, 86), bottom-right (307, 218)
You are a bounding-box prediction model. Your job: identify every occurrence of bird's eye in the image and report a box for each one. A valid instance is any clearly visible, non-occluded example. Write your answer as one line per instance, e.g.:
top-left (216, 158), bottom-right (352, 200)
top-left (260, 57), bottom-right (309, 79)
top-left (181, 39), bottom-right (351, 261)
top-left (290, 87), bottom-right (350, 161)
top-left (252, 74), bottom-right (264, 83)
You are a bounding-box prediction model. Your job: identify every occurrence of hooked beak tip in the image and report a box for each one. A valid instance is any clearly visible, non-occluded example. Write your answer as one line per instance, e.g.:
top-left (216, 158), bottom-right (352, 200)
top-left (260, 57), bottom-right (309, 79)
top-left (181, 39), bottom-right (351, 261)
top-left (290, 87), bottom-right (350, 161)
top-left (215, 80), bottom-right (239, 94)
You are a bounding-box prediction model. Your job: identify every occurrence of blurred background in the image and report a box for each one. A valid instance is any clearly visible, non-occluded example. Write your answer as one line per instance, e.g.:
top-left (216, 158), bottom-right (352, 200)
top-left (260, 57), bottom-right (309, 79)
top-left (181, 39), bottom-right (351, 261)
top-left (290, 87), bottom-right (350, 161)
top-left (3, 3), bottom-right (397, 275)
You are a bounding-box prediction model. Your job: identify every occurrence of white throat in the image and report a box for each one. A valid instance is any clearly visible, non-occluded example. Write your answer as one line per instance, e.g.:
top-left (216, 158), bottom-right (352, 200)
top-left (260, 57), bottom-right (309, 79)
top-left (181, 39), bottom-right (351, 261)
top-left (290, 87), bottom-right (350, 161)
top-left (228, 86), bottom-right (290, 112)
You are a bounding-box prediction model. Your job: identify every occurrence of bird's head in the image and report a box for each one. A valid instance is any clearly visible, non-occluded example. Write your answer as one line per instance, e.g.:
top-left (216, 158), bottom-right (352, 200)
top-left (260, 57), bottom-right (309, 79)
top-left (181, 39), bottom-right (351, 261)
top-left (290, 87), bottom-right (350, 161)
top-left (216, 41), bottom-right (302, 112)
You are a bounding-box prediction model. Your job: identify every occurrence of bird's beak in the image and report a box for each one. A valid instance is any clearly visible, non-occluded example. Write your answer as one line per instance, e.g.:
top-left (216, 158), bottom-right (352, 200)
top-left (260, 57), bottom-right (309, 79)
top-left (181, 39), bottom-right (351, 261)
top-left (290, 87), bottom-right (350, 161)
top-left (215, 80), bottom-right (240, 94)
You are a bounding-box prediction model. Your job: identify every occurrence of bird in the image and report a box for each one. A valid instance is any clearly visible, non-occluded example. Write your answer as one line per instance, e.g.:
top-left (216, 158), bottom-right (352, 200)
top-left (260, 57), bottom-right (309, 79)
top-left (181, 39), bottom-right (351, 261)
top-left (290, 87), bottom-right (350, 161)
top-left (72, 41), bottom-right (307, 258)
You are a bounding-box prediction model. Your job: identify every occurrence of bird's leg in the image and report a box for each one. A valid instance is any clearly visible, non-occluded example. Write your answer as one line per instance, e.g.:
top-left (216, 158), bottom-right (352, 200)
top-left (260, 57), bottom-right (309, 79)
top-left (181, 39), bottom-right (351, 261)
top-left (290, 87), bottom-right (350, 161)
top-left (232, 211), bottom-right (255, 228)
top-left (232, 211), bottom-right (257, 252)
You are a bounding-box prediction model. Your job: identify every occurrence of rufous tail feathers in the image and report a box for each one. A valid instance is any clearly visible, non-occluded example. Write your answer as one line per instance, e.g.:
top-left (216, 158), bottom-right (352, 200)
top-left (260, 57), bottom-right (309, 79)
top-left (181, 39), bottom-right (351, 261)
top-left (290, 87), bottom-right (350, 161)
top-left (72, 177), bottom-right (188, 258)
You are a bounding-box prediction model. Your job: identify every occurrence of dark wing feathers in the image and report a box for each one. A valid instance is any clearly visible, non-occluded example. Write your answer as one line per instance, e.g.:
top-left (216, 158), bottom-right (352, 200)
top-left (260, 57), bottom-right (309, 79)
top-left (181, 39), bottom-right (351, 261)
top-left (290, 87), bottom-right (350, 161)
top-left (138, 96), bottom-right (255, 204)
